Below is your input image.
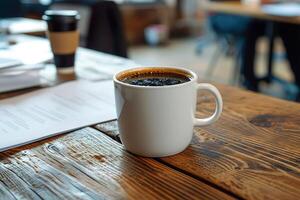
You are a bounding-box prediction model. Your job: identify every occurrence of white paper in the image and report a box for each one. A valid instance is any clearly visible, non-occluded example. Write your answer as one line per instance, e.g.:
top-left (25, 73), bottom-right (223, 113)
top-left (0, 70), bottom-right (42, 93)
top-left (76, 48), bottom-right (137, 77)
top-left (262, 3), bottom-right (300, 17)
top-left (0, 18), bottom-right (47, 34)
top-left (0, 80), bottom-right (116, 152)
top-left (0, 37), bottom-right (52, 65)
top-left (0, 64), bottom-right (46, 93)
top-left (0, 58), bottom-right (22, 69)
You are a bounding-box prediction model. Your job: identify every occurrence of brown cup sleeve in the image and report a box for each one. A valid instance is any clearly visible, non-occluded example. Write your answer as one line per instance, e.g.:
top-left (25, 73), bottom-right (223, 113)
top-left (47, 30), bottom-right (79, 54)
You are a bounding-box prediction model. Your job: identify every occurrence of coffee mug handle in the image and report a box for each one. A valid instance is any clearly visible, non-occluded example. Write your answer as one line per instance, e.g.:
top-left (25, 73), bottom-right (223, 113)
top-left (193, 83), bottom-right (223, 126)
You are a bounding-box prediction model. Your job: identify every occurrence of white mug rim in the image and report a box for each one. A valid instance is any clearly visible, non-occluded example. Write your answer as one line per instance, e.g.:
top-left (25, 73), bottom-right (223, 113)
top-left (113, 66), bottom-right (198, 89)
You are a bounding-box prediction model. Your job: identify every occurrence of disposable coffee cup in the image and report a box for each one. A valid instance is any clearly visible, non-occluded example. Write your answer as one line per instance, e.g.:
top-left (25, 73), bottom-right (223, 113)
top-left (43, 10), bottom-right (80, 73)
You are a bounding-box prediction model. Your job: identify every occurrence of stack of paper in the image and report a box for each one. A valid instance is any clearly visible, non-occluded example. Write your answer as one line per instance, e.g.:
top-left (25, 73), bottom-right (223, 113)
top-left (0, 37), bottom-right (52, 93)
top-left (0, 58), bottom-right (22, 69)
top-left (0, 64), bottom-right (46, 93)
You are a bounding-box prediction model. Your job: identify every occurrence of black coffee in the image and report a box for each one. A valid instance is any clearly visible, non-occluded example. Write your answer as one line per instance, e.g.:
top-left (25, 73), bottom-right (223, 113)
top-left (122, 72), bottom-right (191, 86)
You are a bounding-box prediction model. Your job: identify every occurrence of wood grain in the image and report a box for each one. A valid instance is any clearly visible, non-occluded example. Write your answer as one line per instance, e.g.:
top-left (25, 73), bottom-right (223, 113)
top-left (0, 127), bottom-right (234, 200)
top-left (97, 85), bottom-right (300, 200)
top-left (204, 1), bottom-right (300, 25)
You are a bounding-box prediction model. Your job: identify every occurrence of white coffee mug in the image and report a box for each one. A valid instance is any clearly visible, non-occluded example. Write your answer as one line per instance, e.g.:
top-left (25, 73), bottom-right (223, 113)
top-left (113, 67), bottom-right (223, 157)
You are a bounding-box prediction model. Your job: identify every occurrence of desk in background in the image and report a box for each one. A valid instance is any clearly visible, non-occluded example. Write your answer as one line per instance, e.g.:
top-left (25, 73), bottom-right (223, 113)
top-left (203, 1), bottom-right (300, 84)
top-left (204, 1), bottom-right (300, 24)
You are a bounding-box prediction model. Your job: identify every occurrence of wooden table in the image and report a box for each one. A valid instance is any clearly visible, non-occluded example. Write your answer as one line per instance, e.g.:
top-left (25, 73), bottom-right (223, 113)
top-left (0, 36), bottom-right (300, 200)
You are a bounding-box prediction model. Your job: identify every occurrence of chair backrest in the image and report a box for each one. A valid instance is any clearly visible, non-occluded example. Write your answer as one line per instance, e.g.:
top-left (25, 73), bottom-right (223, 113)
top-left (0, 0), bottom-right (23, 18)
top-left (50, 1), bottom-right (128, 58)
top-left (87, 1), bottom-right (127, 58)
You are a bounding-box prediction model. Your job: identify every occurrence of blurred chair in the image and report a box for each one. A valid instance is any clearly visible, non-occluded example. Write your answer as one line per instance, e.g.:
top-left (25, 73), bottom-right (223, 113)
top-left (0, 0), bottom-right (23, 18)
top-left (196, 13), bottom-right (247, 85)
top-left (50, 0), bottom-right (128, 58)
top-left (87, 1), bottom-right (127, 58)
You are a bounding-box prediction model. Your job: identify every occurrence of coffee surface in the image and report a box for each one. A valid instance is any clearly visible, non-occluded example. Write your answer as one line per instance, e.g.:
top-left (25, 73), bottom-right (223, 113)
top-left (122, 72), bottom-right (191, 86)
